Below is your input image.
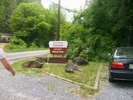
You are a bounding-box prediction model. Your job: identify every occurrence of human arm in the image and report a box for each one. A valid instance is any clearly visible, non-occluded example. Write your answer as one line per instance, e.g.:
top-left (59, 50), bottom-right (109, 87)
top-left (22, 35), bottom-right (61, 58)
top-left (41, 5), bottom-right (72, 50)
top-left (0, 58), bottom-right (15, 76)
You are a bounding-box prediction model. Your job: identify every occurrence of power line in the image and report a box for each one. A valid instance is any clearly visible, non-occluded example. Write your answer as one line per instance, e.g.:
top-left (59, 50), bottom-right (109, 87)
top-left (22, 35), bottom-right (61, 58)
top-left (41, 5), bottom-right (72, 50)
top-left (49, 0), bottom-right (77, 13)
top-left (47, 0), bottom-right (77, 21)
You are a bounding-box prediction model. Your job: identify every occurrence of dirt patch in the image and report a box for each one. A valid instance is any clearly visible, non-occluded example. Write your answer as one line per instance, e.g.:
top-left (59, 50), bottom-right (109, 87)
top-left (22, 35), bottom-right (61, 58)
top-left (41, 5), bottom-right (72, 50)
top-left (0, 43), bottom-right (8, 50)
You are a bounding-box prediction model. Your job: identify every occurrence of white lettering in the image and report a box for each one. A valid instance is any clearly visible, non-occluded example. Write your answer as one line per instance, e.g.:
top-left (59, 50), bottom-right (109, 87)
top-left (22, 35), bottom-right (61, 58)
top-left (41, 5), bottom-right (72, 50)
top-left (49, 41), bottom-right (68, 48)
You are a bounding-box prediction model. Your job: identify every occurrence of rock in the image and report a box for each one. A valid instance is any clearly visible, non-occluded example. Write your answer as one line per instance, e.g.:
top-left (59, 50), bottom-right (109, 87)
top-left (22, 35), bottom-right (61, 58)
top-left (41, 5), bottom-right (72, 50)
top-left (22, 61), bottom-right (43, 68)
top-left (35, 56), bottom-right (47, 63)
top-left (65, 63), bottom-right (82, 73)
top-left (71, 57), bottom-right (89, 65)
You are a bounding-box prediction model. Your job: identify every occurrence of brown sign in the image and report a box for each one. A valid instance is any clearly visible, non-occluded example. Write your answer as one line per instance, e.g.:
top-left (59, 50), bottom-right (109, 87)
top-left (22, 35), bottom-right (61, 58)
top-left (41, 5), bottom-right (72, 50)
top-left (49, 41), bottom-right (68, 55)
top-left (50, 48), bottom-right (67, 54)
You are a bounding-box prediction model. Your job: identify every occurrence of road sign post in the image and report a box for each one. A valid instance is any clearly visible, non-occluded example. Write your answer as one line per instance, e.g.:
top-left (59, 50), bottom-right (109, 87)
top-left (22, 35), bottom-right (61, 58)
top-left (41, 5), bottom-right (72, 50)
top-left (48, 41), bottom-right (68, 63)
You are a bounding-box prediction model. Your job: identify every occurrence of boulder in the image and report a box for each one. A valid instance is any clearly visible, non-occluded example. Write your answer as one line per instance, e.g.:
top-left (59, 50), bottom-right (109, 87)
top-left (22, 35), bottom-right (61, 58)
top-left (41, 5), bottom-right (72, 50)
top-left (65, 63), bottom-right (82, 73)
top-left (71, 57), bottom-right (89, 65)
top-left (22, 61), bottom-right (43, 68)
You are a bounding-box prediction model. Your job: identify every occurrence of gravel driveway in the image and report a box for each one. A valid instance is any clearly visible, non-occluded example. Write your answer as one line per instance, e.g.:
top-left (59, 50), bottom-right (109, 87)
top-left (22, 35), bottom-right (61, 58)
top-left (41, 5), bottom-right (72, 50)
top-left (0, 69), bottom-right (84, 100)
top-left (0, 56), bottom-right (85, 100)
top-left (90, 80), bottom-right (133, 100)
top-left (1, 62), bottom-right (133, 100)
top-left (1, 65), bottom-right (133, 100)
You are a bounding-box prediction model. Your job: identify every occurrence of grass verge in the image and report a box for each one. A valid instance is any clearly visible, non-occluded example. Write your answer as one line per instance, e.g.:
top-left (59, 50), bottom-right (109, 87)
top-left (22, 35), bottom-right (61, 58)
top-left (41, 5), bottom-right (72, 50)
top-left (12, 56), bottom-right (108, 98)
top-left (4, 47), bottom-right (48, 53)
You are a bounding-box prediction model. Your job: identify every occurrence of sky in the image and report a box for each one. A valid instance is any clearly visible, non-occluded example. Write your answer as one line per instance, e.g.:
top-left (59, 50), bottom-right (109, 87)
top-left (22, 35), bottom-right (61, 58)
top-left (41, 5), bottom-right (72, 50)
top-left (41, 0), bottom-right (86, 21)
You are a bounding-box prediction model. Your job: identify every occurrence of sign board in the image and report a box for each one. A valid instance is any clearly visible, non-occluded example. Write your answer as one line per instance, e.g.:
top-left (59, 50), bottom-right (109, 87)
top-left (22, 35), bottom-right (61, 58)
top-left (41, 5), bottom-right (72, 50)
top-left (49, 41), bottom-right (68, 54)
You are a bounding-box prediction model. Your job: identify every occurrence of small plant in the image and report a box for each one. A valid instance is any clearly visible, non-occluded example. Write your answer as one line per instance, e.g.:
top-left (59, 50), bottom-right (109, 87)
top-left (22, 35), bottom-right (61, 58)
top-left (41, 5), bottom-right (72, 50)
top-left (47, 83), bottom-right (55, 91)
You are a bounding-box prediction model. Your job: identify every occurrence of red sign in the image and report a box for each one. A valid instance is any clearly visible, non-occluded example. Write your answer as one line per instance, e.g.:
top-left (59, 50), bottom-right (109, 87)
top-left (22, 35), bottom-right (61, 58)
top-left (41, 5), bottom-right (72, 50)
top-left (50, 48), bottom-right (67, 54)
top-left (49, 41), bottom-right (68, 54)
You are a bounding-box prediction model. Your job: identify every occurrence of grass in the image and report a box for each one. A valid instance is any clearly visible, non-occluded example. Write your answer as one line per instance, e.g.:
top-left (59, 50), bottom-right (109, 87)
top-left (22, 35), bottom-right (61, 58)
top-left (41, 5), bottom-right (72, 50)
top-left (44, 62), bottom-right (99, 87)
top-left (4, 47), bottom-right (48, 53)
top-left (1, 43), bottom-right (109, 97)
top-left (11, 55), bottom-right (108, 98)
top-left (1, 43), bottom-right (48, 53)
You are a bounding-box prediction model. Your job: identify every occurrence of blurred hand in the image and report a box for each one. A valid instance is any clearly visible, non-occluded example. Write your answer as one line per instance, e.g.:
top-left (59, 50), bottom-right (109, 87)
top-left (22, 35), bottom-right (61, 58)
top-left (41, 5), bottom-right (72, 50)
top-left (11, 70), bottom-right (15, 76)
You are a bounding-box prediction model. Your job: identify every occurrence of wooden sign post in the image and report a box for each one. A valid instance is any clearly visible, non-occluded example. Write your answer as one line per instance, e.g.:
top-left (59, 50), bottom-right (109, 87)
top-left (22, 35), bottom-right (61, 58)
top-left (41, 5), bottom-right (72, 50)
top-left (48, 41), bottom-right (68, 63)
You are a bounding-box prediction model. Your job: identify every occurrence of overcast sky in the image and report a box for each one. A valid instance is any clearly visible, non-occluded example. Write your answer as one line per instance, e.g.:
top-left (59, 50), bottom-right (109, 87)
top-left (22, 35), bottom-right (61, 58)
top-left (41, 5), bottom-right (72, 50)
top-left (41, 0), bottom-right (86, 21)
top-left (41, 0), bottom-right (86, 10)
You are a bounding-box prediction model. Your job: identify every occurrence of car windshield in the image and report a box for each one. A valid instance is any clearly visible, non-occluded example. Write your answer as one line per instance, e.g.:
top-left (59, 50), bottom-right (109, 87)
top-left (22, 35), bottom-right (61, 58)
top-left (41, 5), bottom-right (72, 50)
top-left (114, 48), bottom-right (133, 58)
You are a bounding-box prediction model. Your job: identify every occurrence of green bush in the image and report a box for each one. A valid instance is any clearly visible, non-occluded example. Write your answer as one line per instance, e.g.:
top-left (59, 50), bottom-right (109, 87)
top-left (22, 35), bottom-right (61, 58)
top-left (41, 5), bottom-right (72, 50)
top-left (29, 42), bottom-right (38, 49)
top-left (5, 36), bottom-right (27, 50)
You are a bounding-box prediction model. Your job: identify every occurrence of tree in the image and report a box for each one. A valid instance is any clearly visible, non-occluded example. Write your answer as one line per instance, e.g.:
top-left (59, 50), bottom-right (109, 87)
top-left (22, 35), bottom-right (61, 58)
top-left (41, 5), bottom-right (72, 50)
top-left (124, 0), bottom-right (133, 46)
top-left (13, 0), bottom-right (41, 5)
top-left (9, 2), bottom-right (53, 47)
top-left (63, 0), bottom-right (133, 61)
top-left (0, 1), bottom-right (5, 31)
top-left (0, 0), bottom-right (41, 33)
top-left (0, 0), bottom-right (15, 33)
top-left (70, 0), bottom-right (113, 60)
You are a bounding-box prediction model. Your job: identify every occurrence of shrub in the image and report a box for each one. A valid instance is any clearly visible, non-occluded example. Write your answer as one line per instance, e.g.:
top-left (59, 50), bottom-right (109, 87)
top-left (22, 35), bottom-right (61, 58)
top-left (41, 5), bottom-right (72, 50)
top-left (5, 36), bottom-right (27, 50)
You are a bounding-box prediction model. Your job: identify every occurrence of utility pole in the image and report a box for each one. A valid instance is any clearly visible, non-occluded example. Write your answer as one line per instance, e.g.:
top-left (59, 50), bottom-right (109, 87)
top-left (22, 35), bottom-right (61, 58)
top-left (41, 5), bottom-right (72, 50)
top-left (56, 0), bottom-right (60, 41)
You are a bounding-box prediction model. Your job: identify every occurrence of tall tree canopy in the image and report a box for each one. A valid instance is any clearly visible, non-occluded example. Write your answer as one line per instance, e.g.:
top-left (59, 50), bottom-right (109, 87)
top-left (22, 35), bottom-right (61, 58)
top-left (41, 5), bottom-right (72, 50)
top-left (62, 0), bottom-right (133, 61)
top-left (9, 2), bottom-right (53, 47)
top-left (0, 0), bottom-right (15, 33)
top-left (0, 0), bottom-right (41, 33)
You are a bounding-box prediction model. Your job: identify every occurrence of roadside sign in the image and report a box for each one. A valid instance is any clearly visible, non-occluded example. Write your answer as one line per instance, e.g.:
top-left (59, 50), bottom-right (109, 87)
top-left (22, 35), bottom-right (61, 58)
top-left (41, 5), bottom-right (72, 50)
top-left (49, 41), bottom-right (68, 54)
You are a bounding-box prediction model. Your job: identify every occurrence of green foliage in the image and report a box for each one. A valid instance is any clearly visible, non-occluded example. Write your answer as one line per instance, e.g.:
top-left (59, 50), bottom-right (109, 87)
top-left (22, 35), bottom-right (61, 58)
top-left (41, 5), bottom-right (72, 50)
top-left (0, 33), bottom-right (2, 37)
top-left (34, 21), bottom-right (51, 47)
top-left (0, 2), bottom-right (4, 25)
top-left (0, 0), bottom-right (50, 34)
top-left (62, 0), bottom-right (133, 61)
top-left (29, 42), bottom-right (38, 49)
top-left (5, 36), bottom-right (27, 50)
top-left (9, 2), bottom-right (55, 47)
top-left (9, 2), bottom-right (45, 35)
top-left (0, 0), bottom-right (15, 33)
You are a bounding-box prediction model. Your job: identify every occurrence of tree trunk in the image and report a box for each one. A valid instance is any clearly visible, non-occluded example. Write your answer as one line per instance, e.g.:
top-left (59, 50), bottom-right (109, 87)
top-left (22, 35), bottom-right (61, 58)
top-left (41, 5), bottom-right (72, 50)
top-left (125, 0), bottom-right (131, 46)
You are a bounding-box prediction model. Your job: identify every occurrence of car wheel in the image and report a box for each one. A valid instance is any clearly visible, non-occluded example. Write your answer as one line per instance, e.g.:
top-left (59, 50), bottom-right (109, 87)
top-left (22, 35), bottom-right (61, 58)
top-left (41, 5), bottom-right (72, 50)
top-left (108, 76), bottom-right (114, 82)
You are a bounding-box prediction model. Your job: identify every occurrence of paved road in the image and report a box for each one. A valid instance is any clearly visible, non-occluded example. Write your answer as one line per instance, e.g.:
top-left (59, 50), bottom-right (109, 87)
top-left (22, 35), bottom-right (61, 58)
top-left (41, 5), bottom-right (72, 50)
top-left (0, 50), bottom-right (49, 69)
top-left (4, 50), bottom-right (49, 62)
